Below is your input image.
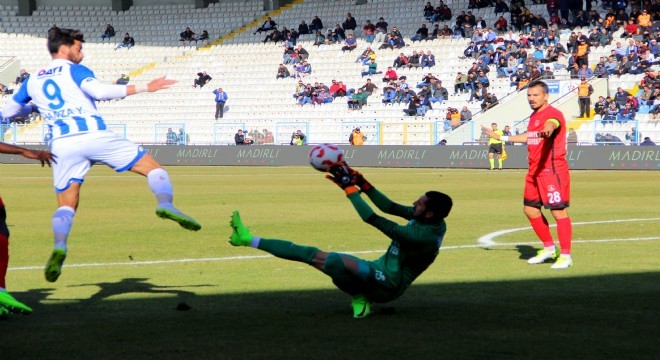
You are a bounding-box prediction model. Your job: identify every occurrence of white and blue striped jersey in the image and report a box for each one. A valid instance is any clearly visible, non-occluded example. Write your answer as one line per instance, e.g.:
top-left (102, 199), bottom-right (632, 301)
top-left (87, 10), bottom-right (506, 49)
top-left (9, 59), bottom-right (126, 140)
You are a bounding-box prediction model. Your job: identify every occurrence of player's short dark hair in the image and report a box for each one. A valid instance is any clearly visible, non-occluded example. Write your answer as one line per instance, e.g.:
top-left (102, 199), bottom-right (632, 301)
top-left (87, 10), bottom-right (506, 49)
top-left (47, 27), bottom-right (85, 54)
top-left (527, 80), bottom-right (549, 94)
top-left (425, 191), bottom-right (453, 221)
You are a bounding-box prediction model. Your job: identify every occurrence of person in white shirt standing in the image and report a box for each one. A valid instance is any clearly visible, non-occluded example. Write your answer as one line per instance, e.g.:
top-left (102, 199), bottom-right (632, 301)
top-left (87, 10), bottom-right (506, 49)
top-left (0, 27), bottom-right (201, 284)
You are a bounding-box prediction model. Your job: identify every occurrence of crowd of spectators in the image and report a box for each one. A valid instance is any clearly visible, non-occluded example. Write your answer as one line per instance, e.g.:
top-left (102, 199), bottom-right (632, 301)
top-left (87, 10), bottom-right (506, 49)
top-left (261, 0), bottom-right (660, 144)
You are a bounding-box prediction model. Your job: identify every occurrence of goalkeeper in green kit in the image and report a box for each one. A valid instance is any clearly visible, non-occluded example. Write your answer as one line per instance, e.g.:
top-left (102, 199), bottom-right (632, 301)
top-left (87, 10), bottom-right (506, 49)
top-left (228, 162), bottom-right (452, 318)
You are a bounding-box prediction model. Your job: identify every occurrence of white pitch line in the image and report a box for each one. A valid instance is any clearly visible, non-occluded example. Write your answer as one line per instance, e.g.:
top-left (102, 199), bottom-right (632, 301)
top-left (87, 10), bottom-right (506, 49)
top-left (8, 236), bottom-right (660, 272)
top-left (477, 217), bottom-right (660, 246)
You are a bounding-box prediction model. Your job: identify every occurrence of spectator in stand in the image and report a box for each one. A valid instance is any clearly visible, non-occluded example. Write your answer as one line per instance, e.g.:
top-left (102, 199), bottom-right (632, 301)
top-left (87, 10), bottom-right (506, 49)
top-left (640, 136), bottom-right (656, 146)
top-left (494, 16), bottom-right (508, 33)
top-left (342, 12), bottom-right (357, 37)
top-left (235, 129), bottom-right (248, 145)
top-left (382, 66), bottom-right (398, 83)
top-left (329, 80), bottom-right (347, 98)
top-left (356, 47), bottom-right (376, 65)
top-left (626, 93), bottom-right (640, 111)
top-left (194, 71), bottom-right (212, 88)
top-left (407, 51), bottom-right (421, 69)
top-left (403, 93), bottom-right (419, 116)
top-left (295, 60), bottom-right (312, 77)
top-left (637, 9), bottom-right (651, 32)
top-left (101, 24), bottom-right (115, 40)
top-left (332, 24), bottom-right (346, 41)
top-left (460, 106), bottom-right (472, 122)
top-left (296, 45), bottom-right (309, 62)
top-left (177, 128), bottom-right (189, 145)
top-left (290, 132), bottom-right (303, 146)
top-left (194, 30), bottom-right (209, 43)
top-left (494, 0), bottom-right (509, 14)
top-left (342, 34), bottom-right (357, 52)
top-left (481, 93), bottom-right (499, 111)
top-left (378, 34), bottom-right (394, 50)
top-left (393, 53), bottom-right (408, 69)
top-left (602, 103), bottom-right (619, 124)
top-left (115, 33), bottom-right (134, 50)
top-left (416, 95), bottom-right (432, 116)
top-left (392, 34), bottom-right (405, 49)
top-left (615, 56), bottom-right (633, 75)
top-left (295, 85), bottom-right (312, 106)
top-left (382, 85), bottom-right (397, 105)
top-left (430, 80), bottom-right (449, 105)
top-left (276, 64), bottom-right (290, 79)
top-left (179, 27), bottom-right (196, 42)
top-left (361, 59), bottom-right (379, 77)
top-left (594, 96), bottom-right (607, 115)
top-left (114, 74), bottom-right (130, 85)
top-left (411, 24), bottom-right (429, 42)
top-left (374, 17), bottom-right (388, 44)
top-left (421, 51), bottom-right (436, 68)
top-left (638, 85), bottom-right (653, 105)
top-left (626, 126), bottom-right (642, 144)
top-left (362, 20), bottom-right (376, 43)
top-left (298, 20), bottom-right (310, 35)
top-left (309, 16), bottom-right (323, 33)
top-left (255, 17), bottom-right (277, 34)
top-left (213, 87), bottom-right (228, 119)
top-left (313, 30), bottom-right (325, 46)
top-left (451, 72), bottom-right (466, 94)
top-left (577, 64), bottom-right (594, 79)
top-left (282, 46), bottom-right (297, 65)
top-left (541, 66), bottom-right (555, 79)
top-left (262, 27), bottom-right (282, 43)
top-left (312, 88), bottom-right (333, 105)
top-left (593, 62), bottom-right (608, 78)
top-left (13, 69), bottom-right (28, 87)
top-left (353, 88), bottom-right (368, 110)
top-left (359, 78), bottom-right (379, 97)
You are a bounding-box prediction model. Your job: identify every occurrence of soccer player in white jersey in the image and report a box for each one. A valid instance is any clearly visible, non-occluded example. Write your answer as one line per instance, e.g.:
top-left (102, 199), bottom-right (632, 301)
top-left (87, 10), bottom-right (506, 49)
top-left (0, 27), bottom-right (202, 283)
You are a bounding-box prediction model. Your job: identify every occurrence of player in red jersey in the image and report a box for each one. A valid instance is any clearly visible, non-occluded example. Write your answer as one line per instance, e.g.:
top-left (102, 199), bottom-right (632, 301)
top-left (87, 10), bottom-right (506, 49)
top-left (482, 80), bottom-right (573, 269)
top-left (0, 141), bottom-right (54, 317)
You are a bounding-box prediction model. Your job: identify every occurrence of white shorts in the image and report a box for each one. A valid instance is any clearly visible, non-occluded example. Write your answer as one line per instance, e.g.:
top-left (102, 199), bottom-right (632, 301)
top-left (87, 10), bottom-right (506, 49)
top-left (50, 131), bottom-right (146, 193)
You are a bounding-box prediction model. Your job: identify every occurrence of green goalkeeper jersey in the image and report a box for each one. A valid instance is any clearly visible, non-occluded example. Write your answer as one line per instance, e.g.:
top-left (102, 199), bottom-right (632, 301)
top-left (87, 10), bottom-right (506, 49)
top-left (347, 188), bottom-right (447, 297)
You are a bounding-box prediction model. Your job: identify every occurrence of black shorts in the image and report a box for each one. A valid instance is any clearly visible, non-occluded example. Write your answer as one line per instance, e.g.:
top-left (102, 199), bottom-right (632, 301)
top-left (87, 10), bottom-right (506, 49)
top-left (488, 143), bottom-right (503, 154)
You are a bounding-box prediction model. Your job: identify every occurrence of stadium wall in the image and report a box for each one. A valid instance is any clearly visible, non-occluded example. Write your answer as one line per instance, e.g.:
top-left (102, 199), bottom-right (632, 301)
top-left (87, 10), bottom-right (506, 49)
top-left (2, 146), bottom-right (659, 170)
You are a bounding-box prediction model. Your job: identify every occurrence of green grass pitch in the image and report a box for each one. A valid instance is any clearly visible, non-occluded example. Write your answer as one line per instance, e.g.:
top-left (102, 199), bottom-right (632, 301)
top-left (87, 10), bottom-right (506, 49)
top-left (1, 165), bottom-right (658, 359)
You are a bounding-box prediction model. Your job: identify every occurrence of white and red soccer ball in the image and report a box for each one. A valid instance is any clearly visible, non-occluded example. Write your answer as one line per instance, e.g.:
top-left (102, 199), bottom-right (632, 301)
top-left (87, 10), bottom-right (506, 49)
top-left (308, 143), bottom-right (344, 172)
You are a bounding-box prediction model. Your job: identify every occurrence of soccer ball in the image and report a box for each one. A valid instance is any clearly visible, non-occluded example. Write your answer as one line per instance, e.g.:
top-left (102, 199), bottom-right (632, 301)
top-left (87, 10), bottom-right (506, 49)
top-left (309, 143), bottom-right (344, 172)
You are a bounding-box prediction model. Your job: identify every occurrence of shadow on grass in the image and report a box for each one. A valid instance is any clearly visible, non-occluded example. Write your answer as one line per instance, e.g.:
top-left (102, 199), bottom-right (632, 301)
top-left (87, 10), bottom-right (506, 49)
top-left (2, 272), bottom-right (658, 359)
top-left (516, 244), bottom-right (538, 260)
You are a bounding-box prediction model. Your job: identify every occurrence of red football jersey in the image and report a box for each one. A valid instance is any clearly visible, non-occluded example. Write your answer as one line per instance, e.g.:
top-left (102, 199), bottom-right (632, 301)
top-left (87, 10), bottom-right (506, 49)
top-left (526, 105), bottom-right (569, 175)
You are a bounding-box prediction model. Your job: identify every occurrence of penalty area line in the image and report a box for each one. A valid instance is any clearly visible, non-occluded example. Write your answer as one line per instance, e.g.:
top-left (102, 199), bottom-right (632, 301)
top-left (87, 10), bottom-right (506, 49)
top-left (477, 217), bottom-right (660, 246)
top-left (8, 237), bottom-right (660, 272)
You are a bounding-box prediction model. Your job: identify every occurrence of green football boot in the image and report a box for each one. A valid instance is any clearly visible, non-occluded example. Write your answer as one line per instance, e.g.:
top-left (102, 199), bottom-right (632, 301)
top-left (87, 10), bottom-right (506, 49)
top-left (44, 248), bottom-right (67, 283)
top-left (228, 211), bottom-right (253, 247)
top-left (156, 206), bottom-right (202, 231)
top-left (352, 295), bottom-right (372, 319)
top-left (0, 291), bottom-right (32, 314)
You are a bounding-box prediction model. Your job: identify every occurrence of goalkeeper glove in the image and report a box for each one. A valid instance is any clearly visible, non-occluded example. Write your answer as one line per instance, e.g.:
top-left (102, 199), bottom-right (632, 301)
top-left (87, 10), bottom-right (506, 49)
top-left (326, 162), bottom-right (359, 195)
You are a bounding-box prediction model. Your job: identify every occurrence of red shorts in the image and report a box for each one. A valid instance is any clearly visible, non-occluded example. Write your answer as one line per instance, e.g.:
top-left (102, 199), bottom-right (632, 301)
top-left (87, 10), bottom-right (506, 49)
top-left (523, 171), bottom-right (570, 210)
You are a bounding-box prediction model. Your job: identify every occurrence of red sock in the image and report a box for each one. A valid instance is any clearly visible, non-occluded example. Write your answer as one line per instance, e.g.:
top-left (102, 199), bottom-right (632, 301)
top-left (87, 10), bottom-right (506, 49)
top-left (529, 215), bottom-right (555, 247)
top-left (0, 233), bottom-right (7, 289)
top-left (556, 217), bottom-right (572, 255)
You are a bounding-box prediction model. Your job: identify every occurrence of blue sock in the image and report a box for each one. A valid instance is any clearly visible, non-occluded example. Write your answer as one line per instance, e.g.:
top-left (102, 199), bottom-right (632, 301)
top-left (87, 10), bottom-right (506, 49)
top-left (147, 168), bottom-right (173, 206)
top-left (52, 206), bottom-right (75, 251)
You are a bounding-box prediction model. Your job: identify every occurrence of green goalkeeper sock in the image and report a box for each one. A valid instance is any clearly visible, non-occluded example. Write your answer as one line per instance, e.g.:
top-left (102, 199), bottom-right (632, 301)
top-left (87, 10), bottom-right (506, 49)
top-left (489, 158), bottom-right (494, 169)
top-left (257, 238), bottom-right (319, 264)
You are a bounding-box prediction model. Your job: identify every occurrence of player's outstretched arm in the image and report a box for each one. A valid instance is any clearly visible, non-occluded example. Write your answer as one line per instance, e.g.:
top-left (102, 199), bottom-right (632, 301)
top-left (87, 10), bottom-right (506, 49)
top-left (126, 76), bottom-right (178, 96)
top-left (0, 142), bottom-right (56, 167)
top-left (482, 125), bottom-right (528, 143)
